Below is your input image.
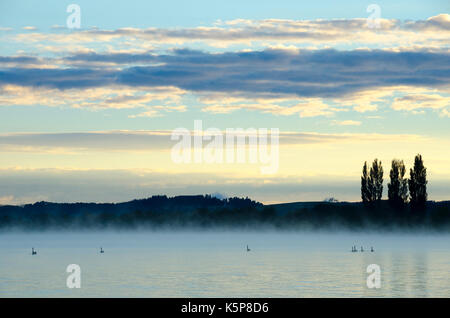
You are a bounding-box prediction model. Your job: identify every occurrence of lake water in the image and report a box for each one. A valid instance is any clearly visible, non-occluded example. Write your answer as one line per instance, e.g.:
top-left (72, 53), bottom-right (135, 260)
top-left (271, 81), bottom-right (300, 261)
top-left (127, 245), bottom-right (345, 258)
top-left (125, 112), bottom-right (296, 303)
top-left (0, 231), bottom-right (449, 297)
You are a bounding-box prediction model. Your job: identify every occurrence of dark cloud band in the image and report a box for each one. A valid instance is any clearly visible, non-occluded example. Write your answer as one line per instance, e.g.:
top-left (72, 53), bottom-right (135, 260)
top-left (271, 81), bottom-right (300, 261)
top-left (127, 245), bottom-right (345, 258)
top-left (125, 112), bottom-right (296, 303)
top-left (1, 49), bottom-right (448, 98)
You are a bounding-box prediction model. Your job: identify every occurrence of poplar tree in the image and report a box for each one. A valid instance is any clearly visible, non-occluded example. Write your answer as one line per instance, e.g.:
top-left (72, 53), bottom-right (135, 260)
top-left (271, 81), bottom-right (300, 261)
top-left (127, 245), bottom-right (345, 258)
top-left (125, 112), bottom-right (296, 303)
top-left (409, 154), bottom-right (427, 210)
top-left (388, 159), bottom-right (408, 207)
top-left (369, 159), bottom-right (383, 202)
top-left (361, 161), bottom-right (370, 203)
top-left (361, 159), bottom-right (383, 203)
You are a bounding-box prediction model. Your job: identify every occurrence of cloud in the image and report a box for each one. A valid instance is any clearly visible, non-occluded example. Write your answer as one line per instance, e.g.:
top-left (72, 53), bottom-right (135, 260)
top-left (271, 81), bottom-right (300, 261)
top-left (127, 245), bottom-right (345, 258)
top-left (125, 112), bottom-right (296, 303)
top-left (1, 49), bottom-right (448, 118)
top-left (201, 97), bottom-right (335, 117)
top-left (0, 84), bottom-right (187, 112)
top-left (404, 14), bottom-right (450, 31)
top-left (9, 14), bottom-right (450, 49)
top-left (128, 110), bottom-right (162, 118)
top-left (0, 131), bottom-right (173, 152)
top-left (391, 93), bottom-right (450, 115)
top-left (127, 104), bottom-right (188, 118)
top-left (21, 26), bottom-right (37, 31)
top-left (1, 49), bottom-right (448, 101)
top-left (51, 25), bottom-right (66, 30)
top-left (0, 130), bottom-right (429, 153)
top-left (0, 56), bottom-right (40, 64)
top-left (0, 56), bottom-right (58, 69)
top-left (1, 16), bottom-right (448, 117)
top-left (333, 120), bottom-right (361, 126)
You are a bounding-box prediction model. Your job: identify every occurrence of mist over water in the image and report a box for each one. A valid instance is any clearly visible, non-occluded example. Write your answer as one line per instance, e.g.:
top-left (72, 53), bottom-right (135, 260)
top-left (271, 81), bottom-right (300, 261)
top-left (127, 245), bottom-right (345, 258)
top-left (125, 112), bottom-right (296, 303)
top-left (0, 230), bottom-right (449, 297)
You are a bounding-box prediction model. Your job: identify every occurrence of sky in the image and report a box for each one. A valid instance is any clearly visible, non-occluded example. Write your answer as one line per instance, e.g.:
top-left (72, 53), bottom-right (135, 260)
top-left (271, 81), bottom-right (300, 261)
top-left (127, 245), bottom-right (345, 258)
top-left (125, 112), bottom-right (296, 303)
top-left (0, 0), bottom-right (449, 204)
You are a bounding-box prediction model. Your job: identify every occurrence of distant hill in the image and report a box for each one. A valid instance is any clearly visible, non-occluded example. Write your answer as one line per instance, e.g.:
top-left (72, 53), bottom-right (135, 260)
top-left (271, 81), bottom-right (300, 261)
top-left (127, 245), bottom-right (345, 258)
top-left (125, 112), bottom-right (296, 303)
top-left (0, 195), bottom-right (449, 231)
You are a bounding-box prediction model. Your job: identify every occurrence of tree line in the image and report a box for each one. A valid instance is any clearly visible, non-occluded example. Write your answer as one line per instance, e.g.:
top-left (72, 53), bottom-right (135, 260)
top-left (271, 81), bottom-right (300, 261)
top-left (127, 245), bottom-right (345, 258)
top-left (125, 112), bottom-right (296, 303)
top-left (361, 154), bottom-right (428, 209)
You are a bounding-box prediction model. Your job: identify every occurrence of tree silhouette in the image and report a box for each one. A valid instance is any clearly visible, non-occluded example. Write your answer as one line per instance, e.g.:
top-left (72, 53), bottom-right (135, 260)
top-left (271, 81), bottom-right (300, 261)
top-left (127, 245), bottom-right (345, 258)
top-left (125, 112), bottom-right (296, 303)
top-left (388, 159), bottom-right (408, 207)
top-left (369, 159), bottom-right (383, 202)
top-left (409, 154), bottom-right (427, 210)
top-left (361, 159), bottom-right (383, 203)
top-left (361, 161), bottom-right (370, 203)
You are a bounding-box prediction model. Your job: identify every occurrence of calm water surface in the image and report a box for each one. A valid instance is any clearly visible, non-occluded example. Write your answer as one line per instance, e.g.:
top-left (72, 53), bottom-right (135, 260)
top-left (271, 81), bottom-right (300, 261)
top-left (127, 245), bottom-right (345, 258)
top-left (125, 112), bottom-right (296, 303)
top-left (0, 231), bottom-right (449, 297)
